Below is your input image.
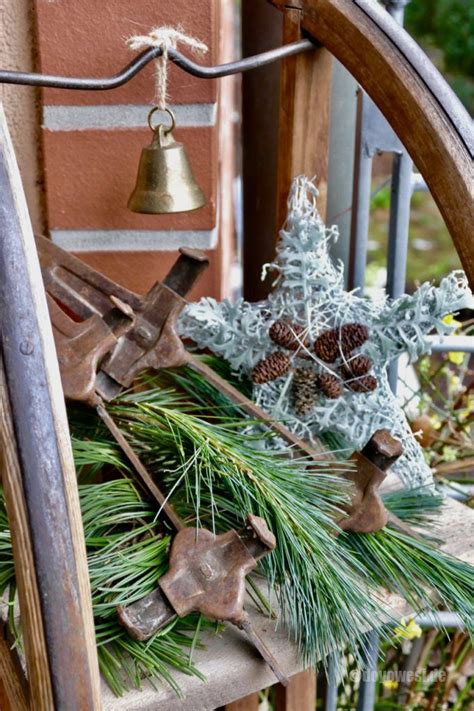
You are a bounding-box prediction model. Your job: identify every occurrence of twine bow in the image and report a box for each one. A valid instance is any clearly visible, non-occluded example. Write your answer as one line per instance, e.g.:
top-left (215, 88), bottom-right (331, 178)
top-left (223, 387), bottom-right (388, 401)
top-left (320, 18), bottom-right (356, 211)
top-left (128, 26), bottom-right (208, 110)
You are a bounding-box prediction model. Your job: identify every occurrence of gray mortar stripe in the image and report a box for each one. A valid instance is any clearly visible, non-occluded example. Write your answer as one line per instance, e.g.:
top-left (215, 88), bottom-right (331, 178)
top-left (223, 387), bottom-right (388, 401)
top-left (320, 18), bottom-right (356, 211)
top-left (43, 103), bottom-right (217, 131)
top-left (51, 228), bottom-right (218, 252)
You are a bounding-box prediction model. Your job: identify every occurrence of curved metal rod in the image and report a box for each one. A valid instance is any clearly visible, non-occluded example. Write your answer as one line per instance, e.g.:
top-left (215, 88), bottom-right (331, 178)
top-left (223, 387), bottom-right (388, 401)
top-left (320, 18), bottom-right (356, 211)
top-left (0, 39), bottom-right (315, 91)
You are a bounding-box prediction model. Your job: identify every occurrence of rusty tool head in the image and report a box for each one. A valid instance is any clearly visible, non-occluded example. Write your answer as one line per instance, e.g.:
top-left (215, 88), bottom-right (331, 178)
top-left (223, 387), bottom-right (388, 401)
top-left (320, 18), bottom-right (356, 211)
top-left (36, 234), bottom-right (209, 405)
top-left (338, 429), bottom-right (403, 534)
top-left (159, 514), bottom-right (276, 624)
top-left (117, 515), bottom-right (286, 684)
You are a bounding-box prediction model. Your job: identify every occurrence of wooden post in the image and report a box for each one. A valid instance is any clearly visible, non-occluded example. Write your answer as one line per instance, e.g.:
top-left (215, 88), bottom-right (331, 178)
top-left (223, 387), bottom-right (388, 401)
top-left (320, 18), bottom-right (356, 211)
top-left (223, 692), bottom-right (260, 711)
top-left (276, 7), bottom-right (333, 226)
top-left (275, 669), bottom-right (317, 711)
top-left (241, 0), bottom-right (282, 301)
top-left (0, 105), bottom-right (101, 710)
top-left (273, 8), bottom-right (333, 707)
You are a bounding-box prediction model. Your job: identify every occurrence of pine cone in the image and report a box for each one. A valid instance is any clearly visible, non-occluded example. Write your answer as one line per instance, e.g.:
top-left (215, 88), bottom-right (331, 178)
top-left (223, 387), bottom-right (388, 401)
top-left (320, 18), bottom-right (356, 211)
top-left (341, 355), bottom-right (373, 380)
top-left (269, 320), bottom-right (308, 350)
top-left (347, 374), bottom-right (378, 393)
top-left (314, 329), bottom-right (340, 363)
top-left (252, 352), bottom-right (291, 384)
top-left (292, 367), bottom-right (319, 416)
top-left (340, 323), bottom-right (369, 355)
top-left (314, 323), bottom-right (369, 363)
top-left (316, 372), bottom-right (343, 399)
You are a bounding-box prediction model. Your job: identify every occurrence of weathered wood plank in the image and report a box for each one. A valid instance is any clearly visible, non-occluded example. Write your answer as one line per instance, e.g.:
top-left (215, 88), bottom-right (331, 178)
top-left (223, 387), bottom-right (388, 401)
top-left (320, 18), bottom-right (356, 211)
top-left (100, 498), bottom-right (474, 710)
top-left (0, 104), bottom-right (101, 710)
top-left (276, 7), bottom-right (332, 227)
top-left (270, 0), bottom-right (474, 284)
top-left (222, 692), bottom-right (260, 710)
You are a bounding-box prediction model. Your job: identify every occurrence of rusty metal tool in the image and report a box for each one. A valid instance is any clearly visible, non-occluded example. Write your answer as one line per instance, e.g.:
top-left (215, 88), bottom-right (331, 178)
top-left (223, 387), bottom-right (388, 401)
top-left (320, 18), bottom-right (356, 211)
top-left (36, 235), bottom-right (328, 461)
top-left (37, 235), bottom-right (288, 682)
top-left (338, 429), bottom-right (401, 534)
top-left (117, 514), bottom-right (287, 684)
top-left (338, 429), bottom-right (422, 538)
top-left (38, 237), bottom-right (410, 540)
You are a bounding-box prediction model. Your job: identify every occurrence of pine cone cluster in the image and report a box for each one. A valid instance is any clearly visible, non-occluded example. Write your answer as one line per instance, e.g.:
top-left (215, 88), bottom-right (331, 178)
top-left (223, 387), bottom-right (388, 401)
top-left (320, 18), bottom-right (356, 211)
top-left (253, 318), bottom-right (377, 414)
top-left (269, 320), bottom-right (308, 351)
top-left (293, 367), bottom-right (319, 416)
top-left (314, 323), bottom-right (369, 363)
top-left (252, 351), bottom-right (291, 384)
top-left (316, 372), bottom-right (343, 399)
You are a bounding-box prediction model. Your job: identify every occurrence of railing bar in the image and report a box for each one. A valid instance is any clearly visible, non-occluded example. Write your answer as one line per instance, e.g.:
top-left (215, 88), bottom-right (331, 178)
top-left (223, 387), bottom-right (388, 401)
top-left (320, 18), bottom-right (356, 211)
top-left (356, 629), bottom-right (381, 711)
top-left (324, 654), bottom-right (339, 711)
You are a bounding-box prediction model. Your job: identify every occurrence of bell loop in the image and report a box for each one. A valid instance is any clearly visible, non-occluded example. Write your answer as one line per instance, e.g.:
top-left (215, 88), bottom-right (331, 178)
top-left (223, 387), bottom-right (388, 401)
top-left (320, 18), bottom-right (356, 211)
top-left (147, 106), bottom-right (176, 134)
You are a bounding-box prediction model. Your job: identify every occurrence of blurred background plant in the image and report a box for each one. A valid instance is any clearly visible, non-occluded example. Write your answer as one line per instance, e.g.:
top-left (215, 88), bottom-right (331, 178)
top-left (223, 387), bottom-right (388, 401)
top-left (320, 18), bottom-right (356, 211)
top-left (404, 315), bottom-right (474, 504)
top-left (315, 625), bottom-right (474, 711)
top-left (405, 0), bottom-right (474, 113)
top-left (367, 0), bottom-right (472, 294)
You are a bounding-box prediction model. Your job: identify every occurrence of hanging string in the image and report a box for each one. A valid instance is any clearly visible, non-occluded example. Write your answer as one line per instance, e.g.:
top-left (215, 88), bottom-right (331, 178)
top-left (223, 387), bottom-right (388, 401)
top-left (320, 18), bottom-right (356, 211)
top-left (127, 26), bottom-right (208, 110)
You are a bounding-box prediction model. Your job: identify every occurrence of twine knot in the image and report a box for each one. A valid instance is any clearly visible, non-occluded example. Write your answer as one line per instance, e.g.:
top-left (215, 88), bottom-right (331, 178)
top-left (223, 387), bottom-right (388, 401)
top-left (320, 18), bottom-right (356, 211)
top-left (128, 26), bottom-right (208, 110)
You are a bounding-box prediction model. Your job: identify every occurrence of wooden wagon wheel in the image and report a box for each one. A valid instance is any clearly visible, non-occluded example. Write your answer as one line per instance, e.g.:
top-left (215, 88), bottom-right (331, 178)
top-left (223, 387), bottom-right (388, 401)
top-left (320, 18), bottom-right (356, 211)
top-left (0, 2), bottom-right (472, 709)
top-left (271, 0), bottom-right (473, 286)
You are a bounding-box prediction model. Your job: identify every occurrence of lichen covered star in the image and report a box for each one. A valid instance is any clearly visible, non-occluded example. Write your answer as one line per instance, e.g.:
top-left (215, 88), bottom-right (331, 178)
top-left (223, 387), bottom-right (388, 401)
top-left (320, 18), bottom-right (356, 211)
top-left (180, 177), bottom-right (471, 489)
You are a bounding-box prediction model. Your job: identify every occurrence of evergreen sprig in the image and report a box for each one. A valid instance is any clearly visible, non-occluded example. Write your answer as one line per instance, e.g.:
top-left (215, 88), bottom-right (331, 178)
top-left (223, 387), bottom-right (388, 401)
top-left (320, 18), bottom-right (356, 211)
top-left (0, 363), bottom-right (472, 699)
top-left (105, 378), bottom-right (392, 666)
top-left (0, 478), bottom-right (207, 697)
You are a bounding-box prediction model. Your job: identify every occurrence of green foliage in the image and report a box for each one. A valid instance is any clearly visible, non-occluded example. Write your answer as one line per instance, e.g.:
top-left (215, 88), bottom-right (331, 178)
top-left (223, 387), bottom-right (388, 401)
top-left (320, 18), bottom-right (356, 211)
top-left (0, 479), bottom-right (207, 697)
top-left (106, 375), bottom-right (389, 668)
top-left (1, 364), bottom-right (473, 698)
top-left (406, 0), bottom-right (474, 77)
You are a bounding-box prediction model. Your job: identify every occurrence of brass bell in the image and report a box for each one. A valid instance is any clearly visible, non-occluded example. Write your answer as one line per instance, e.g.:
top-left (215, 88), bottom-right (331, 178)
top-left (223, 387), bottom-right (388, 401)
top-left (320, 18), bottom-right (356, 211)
top-left (128, 107), bottom-right (206, 214)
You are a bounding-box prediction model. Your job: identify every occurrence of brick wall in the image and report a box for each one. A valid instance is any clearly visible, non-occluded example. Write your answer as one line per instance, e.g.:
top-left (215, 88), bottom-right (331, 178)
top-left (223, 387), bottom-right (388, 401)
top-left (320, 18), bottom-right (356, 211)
top-left (34, 0), bottom-right (235, 300)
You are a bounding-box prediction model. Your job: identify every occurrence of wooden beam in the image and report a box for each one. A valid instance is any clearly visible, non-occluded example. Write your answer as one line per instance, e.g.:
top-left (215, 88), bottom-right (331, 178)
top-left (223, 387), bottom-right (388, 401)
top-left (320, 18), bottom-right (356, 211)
top-left (276, 7), bottom-right (333, 227)
top-left (271, 0), bottom-right (474, 285)
top-left (0, 105), bottom-right (101, 710)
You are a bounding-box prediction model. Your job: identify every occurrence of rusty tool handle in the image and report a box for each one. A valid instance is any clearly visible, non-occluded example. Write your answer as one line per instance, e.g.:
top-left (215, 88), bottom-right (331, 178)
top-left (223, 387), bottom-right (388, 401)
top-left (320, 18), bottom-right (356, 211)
top-left (163, 247), bottom-right (210, 297)
top-left (96, 402), bottom-right (185, 531)
top-left (187, 356), bottom-right (329, 462)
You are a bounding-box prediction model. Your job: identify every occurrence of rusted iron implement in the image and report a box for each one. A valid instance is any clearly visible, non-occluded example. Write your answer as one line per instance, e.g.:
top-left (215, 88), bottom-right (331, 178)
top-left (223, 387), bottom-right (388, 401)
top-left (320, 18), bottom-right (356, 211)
top-left (36, 235), bottom-right (407, 683)
top-left (38, 235), bottom-right (290, 683)
top-left (117, 514), bottom-right (285, 683)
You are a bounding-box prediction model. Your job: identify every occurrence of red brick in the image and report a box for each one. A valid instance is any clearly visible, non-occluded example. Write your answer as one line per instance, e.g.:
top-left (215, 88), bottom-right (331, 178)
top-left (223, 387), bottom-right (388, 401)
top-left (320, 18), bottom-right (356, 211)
top-left (77, 247), bottom-right (224, 300)
top-left (42, 127), bottom-right (216, 230)
top-left (35, 0), bottom-right (218, 106)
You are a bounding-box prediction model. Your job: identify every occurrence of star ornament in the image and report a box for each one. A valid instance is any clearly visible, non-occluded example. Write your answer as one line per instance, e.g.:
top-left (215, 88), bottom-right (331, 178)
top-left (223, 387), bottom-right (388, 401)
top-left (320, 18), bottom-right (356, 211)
top-left (180, 177), bottom-right (471, 489)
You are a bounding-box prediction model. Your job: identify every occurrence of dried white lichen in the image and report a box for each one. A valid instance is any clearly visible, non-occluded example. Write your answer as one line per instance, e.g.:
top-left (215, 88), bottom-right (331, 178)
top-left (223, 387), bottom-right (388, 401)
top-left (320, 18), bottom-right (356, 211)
top-left (180, 176), bottom-right (471, 489)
